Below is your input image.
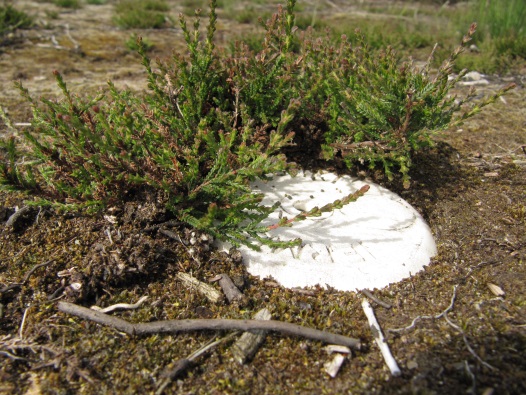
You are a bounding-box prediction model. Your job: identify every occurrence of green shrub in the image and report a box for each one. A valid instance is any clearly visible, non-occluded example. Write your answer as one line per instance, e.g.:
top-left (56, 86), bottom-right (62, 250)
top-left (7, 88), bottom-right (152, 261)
top-left (1, 0), bottom-right (513, 248)
top-left (53, 0), bottom-right (81, 9)
top-left (0, 3), bottom-right (33, 37)
top-left (113, 0), bottom-right (170, 29)
top-left (125, 33), bottom-right (153, 52)
top-left (318, 27), bottom-right (514, 185)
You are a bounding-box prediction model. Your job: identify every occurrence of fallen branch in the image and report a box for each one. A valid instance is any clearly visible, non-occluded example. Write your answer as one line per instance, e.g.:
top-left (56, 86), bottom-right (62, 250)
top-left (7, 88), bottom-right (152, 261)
top-left (57, 302), bottom-right (361, 350)
top-left (362, 299), bottom-right (401, 377)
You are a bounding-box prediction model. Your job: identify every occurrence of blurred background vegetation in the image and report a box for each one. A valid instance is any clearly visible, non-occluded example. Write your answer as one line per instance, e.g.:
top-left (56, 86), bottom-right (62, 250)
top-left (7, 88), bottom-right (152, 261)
top-left (1, 0), bottom-right (525, 73)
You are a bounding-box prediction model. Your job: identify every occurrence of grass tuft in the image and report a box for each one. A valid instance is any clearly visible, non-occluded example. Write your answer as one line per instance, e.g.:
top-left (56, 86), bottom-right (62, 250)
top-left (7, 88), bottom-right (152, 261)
top-left (113, 0), bottom-right (171, 29)
top-left (0, 2), bottom-right (33, 38)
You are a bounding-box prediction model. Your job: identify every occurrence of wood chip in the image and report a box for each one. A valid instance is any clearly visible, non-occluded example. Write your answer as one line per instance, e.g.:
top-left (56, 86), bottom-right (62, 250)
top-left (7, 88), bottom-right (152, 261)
top-left (487, 283), bottom-right (505, 297)
top-left (176, 272), bottom-right (223, 303)
top-left (216, 273), bottom-right (247, 306)
top-left (324, 354), bottom-right (346, 378)
top-left (230, 308), bottom-right (272, 364)
top-left (324, 345), bottom-right (351, 355)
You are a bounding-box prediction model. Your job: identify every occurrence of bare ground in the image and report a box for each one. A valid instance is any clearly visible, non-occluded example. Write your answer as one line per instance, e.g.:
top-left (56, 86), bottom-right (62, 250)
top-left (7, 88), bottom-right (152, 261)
top-left (1, 1), bottom-right (525, 394)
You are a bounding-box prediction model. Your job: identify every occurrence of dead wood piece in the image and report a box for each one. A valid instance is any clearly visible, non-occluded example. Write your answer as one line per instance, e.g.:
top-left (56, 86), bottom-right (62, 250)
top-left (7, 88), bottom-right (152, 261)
top-left (324, 345), bottom-right (351, 355)
top-left (216, 274), bottom-right (247, 306)
top-left (5, 206), bottom-right (33, 230)
top-left (324, 353), bottom-right (346, 378)
top-left (231, 308), bottom-right (271, 364)
top-left (176, 272), bottom-right (223, 303)
top-left (360, 289), bottom-right (392, 309)
top-left (156, 359), bottom-right (193, 395)
top-left (57, 302), bottom-right (361, 350)
top-left (91, 296), bottom-right (149, 314)
top-left (362, 299), bottom-right (401, 377)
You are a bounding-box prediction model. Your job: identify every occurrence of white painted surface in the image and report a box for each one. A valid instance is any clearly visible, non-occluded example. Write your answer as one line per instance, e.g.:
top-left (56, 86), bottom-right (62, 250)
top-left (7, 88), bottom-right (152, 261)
top-left (218, 171), bottom-right (437, 291)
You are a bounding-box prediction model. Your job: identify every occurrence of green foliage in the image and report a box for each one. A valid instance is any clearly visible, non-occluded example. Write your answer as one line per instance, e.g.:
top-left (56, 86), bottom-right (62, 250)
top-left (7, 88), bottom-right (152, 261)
top-left (454, 0), bottom-right (526, 71)
top-left (1, 0), bottom-right (513, 248)
top-left (125, 33), bottom-right (153, 52)
top-left (113, 0), bottom-right (170, 29)
top-left (471, 0), bottom-right (525, 43)
top-left (317, 25), bottom-right (514, 185)
top-left (53, 0), bottom-right (81, 9)
top-left (2, 1), bottom-right (298, 249)
top-left (0, 2), bottom-right (33, 37)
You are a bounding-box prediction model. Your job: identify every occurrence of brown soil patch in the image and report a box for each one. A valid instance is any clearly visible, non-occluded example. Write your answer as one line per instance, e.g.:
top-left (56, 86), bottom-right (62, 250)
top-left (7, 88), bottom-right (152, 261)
top-left (1, 1), bottom-right (525, 394)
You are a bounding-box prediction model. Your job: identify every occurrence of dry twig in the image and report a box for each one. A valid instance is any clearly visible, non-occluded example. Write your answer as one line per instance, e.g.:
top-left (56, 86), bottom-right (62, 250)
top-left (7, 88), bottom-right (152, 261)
top-left (57, 302), bottom-right (361, 349)
top-left (388, 285), bottom-right (458, 333)
top-left (0, 260), bottom-right (52, 294)
top-left (91, 296), bottom-right (149, 314)
top-left (362, 299), bottom-right (401, 376)
top-left (156, 333), bottom-right (237, 395)
top-left (360, 289), bottom-right (392, 309)
top-left (388, 285), bottom-right (496, 371)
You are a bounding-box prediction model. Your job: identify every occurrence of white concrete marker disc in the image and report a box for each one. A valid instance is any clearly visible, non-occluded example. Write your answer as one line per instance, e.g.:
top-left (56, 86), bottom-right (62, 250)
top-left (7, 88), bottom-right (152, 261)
top-left (219, 171), bottom-right (437, 291)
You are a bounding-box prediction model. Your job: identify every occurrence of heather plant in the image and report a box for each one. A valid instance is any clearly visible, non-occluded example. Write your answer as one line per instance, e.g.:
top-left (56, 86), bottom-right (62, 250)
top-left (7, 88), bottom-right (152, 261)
top-left (318, 25), bottom-right (514, 185)
top-left (226, 3), bottom-right (513, 185)
top-left (0, 0), bottom-right (514, 249)
top-left (0, 0), bottom-right (365, 250)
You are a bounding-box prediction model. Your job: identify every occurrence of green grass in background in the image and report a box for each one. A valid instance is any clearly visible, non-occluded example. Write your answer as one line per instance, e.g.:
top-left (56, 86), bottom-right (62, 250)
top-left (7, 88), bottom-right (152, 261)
top-left (0, 3), bottom-right (33, 37)
top-left (453, 0), bottom-right (526, 72)
top-left (53, 0), bottom-right (82, 8)
top-left (113, 0), bottom-right (170, 29)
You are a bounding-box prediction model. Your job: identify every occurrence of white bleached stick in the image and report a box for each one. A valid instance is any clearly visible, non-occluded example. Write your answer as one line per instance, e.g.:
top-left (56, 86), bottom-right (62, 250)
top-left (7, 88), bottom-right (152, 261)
top-left (91, 296), bottom-right (149, 314)
top-left (361, 299), bottom-right (401, 377)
